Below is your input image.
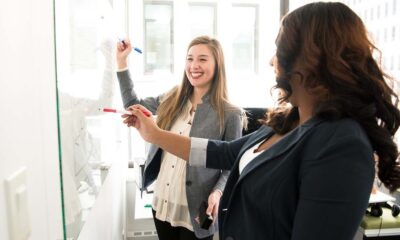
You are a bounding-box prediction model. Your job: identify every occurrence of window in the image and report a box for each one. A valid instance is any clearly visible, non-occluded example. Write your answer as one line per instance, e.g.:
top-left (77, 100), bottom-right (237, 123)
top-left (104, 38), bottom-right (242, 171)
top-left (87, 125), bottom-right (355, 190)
top-left (376, 29), bottom-right (380, 42)
top-left (384, 27), bottom-right (387, 42)
top-left (377, 5), bottom-right (380, 19)
top-left (231, 4), bottom-right (258, 73)
top-left (370, 7), bottom-right (374, 21)
top-left (128, 0), bottom-right (280, 107)
top-left (385, 2), bottom-right (389, 16)
top-left (398, 56), bottom-right (400, 70)
top-left (144, 2), bottom-right (174, 74)
top-left (188, 3), bottom-right (216, 38)
top-left (390, 56), bottom-right (394, 70)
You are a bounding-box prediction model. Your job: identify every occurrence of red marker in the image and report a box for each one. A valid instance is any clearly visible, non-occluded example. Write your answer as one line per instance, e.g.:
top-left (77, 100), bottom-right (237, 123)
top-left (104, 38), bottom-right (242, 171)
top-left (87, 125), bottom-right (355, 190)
top-left (101, 108), bottom-right (151, 117)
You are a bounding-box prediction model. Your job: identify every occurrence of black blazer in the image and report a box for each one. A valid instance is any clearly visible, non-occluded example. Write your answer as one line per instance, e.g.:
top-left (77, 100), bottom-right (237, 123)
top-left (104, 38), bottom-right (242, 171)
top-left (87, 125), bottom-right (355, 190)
top-left (205, 117), bottom-right (375, 240)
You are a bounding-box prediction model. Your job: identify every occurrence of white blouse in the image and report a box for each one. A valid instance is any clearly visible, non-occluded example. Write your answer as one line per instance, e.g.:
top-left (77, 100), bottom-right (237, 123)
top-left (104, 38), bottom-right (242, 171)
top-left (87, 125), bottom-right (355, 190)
top-left (238, 139), bottom-right (265, 174)
top-left (152, 101), bottom-right (195, 230)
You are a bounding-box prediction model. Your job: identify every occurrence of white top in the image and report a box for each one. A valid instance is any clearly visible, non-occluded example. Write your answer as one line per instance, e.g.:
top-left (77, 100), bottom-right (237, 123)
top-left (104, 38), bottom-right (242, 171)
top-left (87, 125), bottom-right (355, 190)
top-left (152, 101), bottom-right (195, 230)
top-left (238, 139), bottom-right (264, 174)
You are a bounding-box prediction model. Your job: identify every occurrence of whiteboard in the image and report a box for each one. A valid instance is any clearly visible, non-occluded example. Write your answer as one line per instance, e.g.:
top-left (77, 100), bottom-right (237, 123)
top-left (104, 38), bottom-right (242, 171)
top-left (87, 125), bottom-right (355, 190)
top-left (55, 0), bottom-right (128, 238)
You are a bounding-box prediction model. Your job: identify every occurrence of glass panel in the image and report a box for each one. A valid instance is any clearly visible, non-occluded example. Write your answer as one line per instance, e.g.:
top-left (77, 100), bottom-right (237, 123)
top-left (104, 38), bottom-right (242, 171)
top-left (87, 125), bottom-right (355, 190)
top-left (54, 0), bottom-right (128, 238)
top-left (231, 5), bottom-right (258, 72)
top-left (144, 2), bottom-right (174, 74)
top-left (188, 4), bottom-right (216, 38)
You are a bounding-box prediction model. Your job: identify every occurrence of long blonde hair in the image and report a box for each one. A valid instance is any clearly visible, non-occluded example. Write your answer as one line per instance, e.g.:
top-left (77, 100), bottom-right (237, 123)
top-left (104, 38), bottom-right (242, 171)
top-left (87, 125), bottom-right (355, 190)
top-left (156, 36), bottom-right (229, 131)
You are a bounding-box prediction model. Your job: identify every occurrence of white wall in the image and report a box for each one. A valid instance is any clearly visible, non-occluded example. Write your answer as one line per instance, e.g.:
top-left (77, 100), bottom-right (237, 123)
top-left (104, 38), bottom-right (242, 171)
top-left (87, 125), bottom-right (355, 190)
top-left (0, 0), bottom-right (64, 239)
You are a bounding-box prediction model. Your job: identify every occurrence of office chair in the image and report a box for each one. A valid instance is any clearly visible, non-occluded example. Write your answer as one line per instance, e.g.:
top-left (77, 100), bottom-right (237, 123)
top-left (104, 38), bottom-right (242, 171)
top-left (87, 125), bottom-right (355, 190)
top-left (242, 108), bottom-right (267, 136)
top-left (366, 202), bottom-right (400, 217)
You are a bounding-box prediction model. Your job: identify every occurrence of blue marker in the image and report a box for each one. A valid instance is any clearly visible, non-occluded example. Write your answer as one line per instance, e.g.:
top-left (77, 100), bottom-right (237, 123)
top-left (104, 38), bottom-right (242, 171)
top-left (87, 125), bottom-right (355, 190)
top-left (133, 47), bottom-right (142, 54)
top-left (119, 38), bottom-right (142, 54)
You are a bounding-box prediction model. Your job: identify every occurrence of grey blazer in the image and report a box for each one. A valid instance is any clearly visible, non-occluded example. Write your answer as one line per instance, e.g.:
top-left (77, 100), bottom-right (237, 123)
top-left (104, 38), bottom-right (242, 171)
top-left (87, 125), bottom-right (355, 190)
top-left (117, 70), bottom-right (243, 238)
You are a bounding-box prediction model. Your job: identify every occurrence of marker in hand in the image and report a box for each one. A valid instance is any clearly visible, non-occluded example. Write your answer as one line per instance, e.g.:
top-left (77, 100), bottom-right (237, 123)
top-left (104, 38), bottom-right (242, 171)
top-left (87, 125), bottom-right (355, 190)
top-left (100, 108), bottom-right (151, 117)
top-left (119, 38), bottom-right (142, 54)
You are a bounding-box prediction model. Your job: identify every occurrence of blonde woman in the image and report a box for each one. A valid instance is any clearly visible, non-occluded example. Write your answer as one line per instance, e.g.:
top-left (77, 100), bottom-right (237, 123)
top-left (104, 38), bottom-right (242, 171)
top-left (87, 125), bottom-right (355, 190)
top-left (116, 36), bottom-right (244, 240)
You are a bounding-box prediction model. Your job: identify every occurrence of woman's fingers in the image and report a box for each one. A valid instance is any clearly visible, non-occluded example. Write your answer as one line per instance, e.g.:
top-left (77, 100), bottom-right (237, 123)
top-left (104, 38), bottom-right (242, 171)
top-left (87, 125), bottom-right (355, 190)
top-left (128, 104), bottom-right (151, 118)
top-left (123, 104), bottom-right (158, 143)
top-left (123, 115), bottom-right (137, 127)
top-left (206, 202), bottom-right (214, 216)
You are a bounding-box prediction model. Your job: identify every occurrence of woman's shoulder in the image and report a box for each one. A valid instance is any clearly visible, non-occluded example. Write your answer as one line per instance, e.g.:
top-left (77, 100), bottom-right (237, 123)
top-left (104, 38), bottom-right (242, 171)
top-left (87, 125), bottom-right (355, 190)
top-left (317, 118), bottom-right (364, 133)
top-left (310, 117), bottom-right (370, 144)
top-left (223, 102), bottom-right (244, 115)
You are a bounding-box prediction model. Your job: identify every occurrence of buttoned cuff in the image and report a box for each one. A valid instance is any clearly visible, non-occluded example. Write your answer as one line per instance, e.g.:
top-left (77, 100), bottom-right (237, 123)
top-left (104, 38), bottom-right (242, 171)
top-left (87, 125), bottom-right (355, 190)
top-left (189, 137), bottom-right (208, 167)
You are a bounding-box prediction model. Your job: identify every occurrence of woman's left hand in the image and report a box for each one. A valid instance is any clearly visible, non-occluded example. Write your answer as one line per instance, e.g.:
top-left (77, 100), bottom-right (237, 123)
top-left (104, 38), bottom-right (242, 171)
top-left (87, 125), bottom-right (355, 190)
top-left (207, 190), bottom-right (222, 223)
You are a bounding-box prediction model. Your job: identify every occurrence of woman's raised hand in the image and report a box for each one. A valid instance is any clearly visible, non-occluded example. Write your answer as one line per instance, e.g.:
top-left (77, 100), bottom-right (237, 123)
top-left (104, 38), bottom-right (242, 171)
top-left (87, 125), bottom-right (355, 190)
top-left (116, 39), bottom-right (132, 69)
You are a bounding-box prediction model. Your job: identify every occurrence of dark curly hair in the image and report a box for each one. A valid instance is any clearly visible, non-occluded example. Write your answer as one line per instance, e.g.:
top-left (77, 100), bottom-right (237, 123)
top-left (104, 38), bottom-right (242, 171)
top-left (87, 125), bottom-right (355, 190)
top-left (267, 2), bottom-right (400, 192)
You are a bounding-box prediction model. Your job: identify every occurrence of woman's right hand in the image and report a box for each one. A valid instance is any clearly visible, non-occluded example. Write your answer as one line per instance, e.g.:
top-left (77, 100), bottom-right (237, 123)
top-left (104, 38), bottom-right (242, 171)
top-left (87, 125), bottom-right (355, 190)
top-left (116, 39), bottom-right (132, 69)
top-left (123, 104), bottom-right (160, 143)
top-left (124, 104), bottom-right (191, 161)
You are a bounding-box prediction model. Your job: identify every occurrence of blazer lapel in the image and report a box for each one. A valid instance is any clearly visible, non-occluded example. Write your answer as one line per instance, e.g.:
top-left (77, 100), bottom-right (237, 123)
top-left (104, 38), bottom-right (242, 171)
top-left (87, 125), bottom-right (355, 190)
top-left (235, 126), bottom-right (274, 163)
top-left (238, 117), bottom-right (323, 181)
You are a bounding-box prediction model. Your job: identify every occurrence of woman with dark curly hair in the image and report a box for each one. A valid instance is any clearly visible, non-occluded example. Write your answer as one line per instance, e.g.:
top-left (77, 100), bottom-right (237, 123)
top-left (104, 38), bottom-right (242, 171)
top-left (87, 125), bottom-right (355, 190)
top-left (122, 2), bottom-right (400, 239)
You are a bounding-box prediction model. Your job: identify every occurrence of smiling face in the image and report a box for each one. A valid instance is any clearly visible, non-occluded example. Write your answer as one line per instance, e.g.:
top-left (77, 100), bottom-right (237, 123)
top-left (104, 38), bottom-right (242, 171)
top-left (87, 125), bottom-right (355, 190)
top-left (185, 44), bottom-right (216, 91)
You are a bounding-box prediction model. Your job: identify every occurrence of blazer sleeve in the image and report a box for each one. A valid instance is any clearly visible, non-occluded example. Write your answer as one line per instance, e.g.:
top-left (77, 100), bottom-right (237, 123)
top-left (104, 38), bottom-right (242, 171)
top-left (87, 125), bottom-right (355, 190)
top-left (213, 111), bottom-right (243, 192)
top-left (116, 70), bottom-right (161, 114)
top-left (291, 128), bottom-right (375, 240)
top-left (190, 133), bottom-right (252, 170)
